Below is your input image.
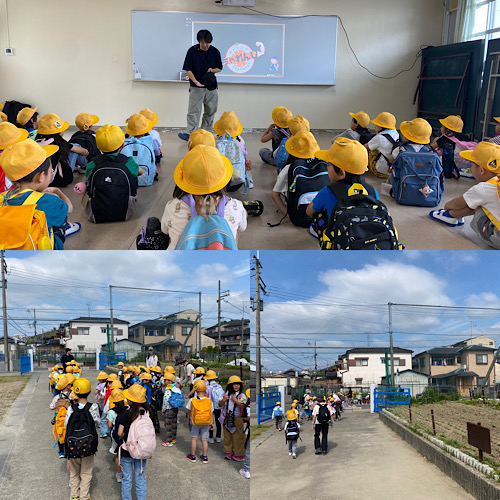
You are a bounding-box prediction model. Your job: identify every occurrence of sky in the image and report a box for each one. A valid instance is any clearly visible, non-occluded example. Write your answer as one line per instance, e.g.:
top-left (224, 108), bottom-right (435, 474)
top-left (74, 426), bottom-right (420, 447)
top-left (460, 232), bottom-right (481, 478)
top-left (1, 251), bottom-right (250, 339)
top-left (251, 251), bottom-right (500, 372)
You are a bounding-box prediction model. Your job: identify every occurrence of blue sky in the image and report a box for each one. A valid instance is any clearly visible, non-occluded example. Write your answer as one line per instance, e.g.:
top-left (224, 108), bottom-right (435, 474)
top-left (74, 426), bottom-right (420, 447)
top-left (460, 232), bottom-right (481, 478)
top-left (252, 251), bottom-right (500, 372)
top-left (2, 251), bottom-right (250, 338)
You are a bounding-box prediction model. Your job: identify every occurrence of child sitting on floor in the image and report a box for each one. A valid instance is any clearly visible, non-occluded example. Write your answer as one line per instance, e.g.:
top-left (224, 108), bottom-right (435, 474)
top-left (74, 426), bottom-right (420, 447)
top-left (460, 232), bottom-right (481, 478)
top-left (333, 111), bottom-right (371, 144)
top-left (259, 106), bottom-right (293, 166)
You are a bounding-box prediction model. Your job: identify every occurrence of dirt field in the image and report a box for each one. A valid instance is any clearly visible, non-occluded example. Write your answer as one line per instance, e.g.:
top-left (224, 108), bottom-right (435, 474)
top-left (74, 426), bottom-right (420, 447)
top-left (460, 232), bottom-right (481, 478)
top-left (0, 376), bottom-right (30, 422)
top-left (389, 401), bottom-right (500, 468)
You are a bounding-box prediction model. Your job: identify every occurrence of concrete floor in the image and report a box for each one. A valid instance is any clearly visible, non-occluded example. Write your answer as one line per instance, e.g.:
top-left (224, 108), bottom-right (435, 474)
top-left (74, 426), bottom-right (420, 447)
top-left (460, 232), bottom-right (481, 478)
top-left (62, 128), bottom-right (489, 250)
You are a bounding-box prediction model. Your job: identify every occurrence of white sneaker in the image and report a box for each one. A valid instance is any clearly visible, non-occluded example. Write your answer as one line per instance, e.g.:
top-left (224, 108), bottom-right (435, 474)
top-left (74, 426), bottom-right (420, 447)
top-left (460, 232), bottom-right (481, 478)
top-left (289, 452), bottom-right (292, 456)
top-left (292, 453), bottom-right (297, 459)
top-left (429, 209), bottom-right (465, 227)
top-left (215, 437), bottom-right (221, 443)
top-left (207, 437), bottom-right (214, 444)
top-left (116, 472), bottom-right (123, 483)
top-left (239, 469), bottom-right (250, 479)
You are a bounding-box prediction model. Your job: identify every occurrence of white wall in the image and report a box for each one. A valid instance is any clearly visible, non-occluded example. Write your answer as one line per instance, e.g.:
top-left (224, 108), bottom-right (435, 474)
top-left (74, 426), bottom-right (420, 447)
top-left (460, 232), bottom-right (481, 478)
top-left (66, 322), bottom-right (129, 351)
top-left (0, 0), bottom-right (443, 129)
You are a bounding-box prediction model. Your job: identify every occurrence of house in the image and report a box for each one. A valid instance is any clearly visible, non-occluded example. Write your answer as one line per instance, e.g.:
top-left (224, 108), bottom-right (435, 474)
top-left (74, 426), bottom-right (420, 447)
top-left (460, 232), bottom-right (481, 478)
top-left (380, 369), bottom-right (429, 396)
top-left (101, 338), bottom-right (143, 362)
top-left (412, 344), bottom-right (496, 390)
top-left (60, 317), bottom-right (129, 351)
top-left (447, 335), bottom-right (495, 349)
top-left (203, 319), bottom-right (250, 355)
top-left (336, 347), bottom-right (413, 388)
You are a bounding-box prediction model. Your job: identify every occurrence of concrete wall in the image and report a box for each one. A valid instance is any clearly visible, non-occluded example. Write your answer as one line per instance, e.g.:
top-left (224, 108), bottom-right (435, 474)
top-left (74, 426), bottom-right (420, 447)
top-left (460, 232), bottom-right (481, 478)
top-left (0, 0), bottom-right (443, 129)
top-left (66, 322), bottom-right (128, 351)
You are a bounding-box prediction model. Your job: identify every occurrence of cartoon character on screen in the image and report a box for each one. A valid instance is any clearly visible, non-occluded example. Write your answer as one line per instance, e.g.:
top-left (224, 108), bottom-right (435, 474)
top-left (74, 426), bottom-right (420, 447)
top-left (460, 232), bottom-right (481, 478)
top-left (270, 57), bottom-right (279, 73)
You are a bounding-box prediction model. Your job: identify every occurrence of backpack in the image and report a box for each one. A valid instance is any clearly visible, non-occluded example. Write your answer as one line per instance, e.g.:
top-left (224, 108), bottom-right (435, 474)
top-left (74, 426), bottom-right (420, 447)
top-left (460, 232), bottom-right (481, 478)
top-left (54, 394), bottom-right (71, 413)
top-left (320, 183), bottom-right (402, 250)
top-left (68, 130), bottom-right (99, 160)
top-left (86, 153), bottom-right (138, 223)
top-left (441, 143), bottom-right (460, 180)
top-left (287, 158), bottom-right (330, 227)
top-left (285, 420), bottom-right (299, 441)
top-left (208, 382), bottom-right (224, 408)
top-left (150, 384), bottom-right (164, 412)
top-left (0, 190), bottom-right (54, 250)
top-left (64, 403), bottom-right (98, 458)
top-left (121, 136), bottom-right (157, 187)
top-left (53, 405), bottom-right (68, 444)
top-left (446, 135), bottom-right (477, 172)
top-left (2, 100), bottom-right (32, 124)
top-left (121, 411), bottom-right (156, 460)
top-left (190, 398), bottom-right (213, 425)
top-left (136, 216), bottom-right (170, 250)
top-left (174, 195), bottom-right (238, 250)
top-left (168, 387), bottom-right (186, 408)
top-left (390, 145), bottom-right (444, 207)
top-left (274, 406), bottom-right (283, 417)
top-left (274, 137), bottom-right (290, 170)
top-left (368, 133), bottom-right (398, 179)
top-left (317, 404), bottom-right (331, 424)
top-left (216, 133), bottom-right (246, 185)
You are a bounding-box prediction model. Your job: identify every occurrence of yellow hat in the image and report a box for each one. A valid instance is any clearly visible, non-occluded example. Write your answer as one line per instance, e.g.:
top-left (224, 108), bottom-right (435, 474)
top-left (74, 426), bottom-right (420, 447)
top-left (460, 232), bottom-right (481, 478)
top-left (123, 384), bottom-right (147, 404)
top-left (213, 111), bottom-right (243, 138)
top-left (97, 371), bottom-right (108, 380)
top-left (65, 366), bottom-right (74, 373)
top-left (272, 106), bottom-right (293, 128)
top-left (65, 374), bottom-right (77, 385)
top-left (293, 399), bottom-right (299, 403)
top-left (0, 111), bottom-right (7, 122)
top-left (107, 373), bottom-right (118, 382)
top-left (56, 375), bottom-right (70, 390)
top-left (69, 390), bottom-right (78, 401)
top-left (439, 115), bottom-right (463, 133)
top-left (205, 370), bottom-right (218, 380)
top-left (194, 379), bottom-right (207, 392)
top-left (164, 365), bottom-right (175, 374)
top-left (125, 113), bottom-right (153, 136)
top-left (287, 409), bottom-right (297, 420)
top-left (276, 401), bottom-right (281, 405)
top-left (371, 112), bottom-right (396, 130)
top-left (188, 129), bottom-right (216, 150)
top-left (73, 377), bottom-right (91, 394)
top-left (285, 131), bottom-right (319, 159)
top-left (0, 139), bottom-right (59, 181)
top-left (139, 365), bottom-right (148, 372)
top-left (349, 111), bottom-right (370, 129)
top-left (16, 107), bottom-right (38, 127)
top-left (460, 141), bottom-right (500, 169)
top-left (108, 388), bottom-right (125, 408)
top-left (291, 403), bottom-right (297, 408)
top-left (96, 124), bottom-right (125, 153)
top-left (400, 118), bottom-right (432, 145)
top-left (37, 113), bottom-right (70, 135)
top-left (0, 122), bottom-right (29, 150)
top-left (117, 361), bottom-right (124, 367)
top-left (193, 366), bottom-right (205, 375)
top-left (287, 115), bottom-right (310, 136)
top-left (150, 366), bottom-right (161, 373)
top-left (245, 389), bottom-right (250, 399)
top-left (139, 108), bottom-right (158, 126)
top-left (494, 117), bottom-right (500, 124)
top-left (316, 137), bottom-right (368, 175)
top-left (139, 372), bottom-right (152, 381)
top-left (228, 375), bottom-right (243, 385)
top-left (75, 112), bottom-right (99, 132)
top-left (174, 145), bottom-right (232, 195)
top-left (163, 372), bottom-right (175, 382)
top-left (110, 380), bottom-right (124, 389)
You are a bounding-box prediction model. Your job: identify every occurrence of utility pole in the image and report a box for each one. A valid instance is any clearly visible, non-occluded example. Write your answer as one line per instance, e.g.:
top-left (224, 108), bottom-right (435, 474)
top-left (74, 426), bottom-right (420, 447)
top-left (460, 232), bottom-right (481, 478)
top-left (33, 309), bottom-right (37, 336)
top-left (198, 292), bottom-right (202, 357)
top-left (252, 254), bottom-right (265, 396)
top-left (240, 304), bottom-right (245, 355)
top-left (1, 251), bottom-right (9, 372)
top-left (388, 302), bottom-right (395, 387)
top-left (109, 285), bottom-right (114, 353)
top-left (314, 341), bottom-right (317, 374)
top-left (217, 281), bottom-right (230, 360)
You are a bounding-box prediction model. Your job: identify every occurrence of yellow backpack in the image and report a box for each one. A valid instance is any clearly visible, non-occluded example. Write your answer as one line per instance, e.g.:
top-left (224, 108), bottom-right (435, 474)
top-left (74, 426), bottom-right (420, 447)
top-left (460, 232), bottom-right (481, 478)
top-left (0, 190), bottom-right (54, 250)
top-left (53, 405), bottom-right (68, 444)
top-left (190, 397), bottom-right (213, 425)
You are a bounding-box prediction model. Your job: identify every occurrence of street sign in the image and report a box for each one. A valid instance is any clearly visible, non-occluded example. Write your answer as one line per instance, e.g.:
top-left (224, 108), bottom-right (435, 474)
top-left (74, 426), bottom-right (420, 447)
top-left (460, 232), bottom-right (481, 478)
top-left (467, 422), bottom-right (491, 460)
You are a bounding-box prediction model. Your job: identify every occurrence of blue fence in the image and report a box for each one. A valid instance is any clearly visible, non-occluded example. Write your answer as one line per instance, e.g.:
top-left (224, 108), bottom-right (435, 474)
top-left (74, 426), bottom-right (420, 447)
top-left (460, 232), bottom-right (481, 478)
top-left (99, 352), bottom-right (126, 369)
top-left (373, 387), bottom-right (411, 412)
top-left (257, 391), bottom-right (280, 424)
top-left (20, 353), bottom-right (31, 375)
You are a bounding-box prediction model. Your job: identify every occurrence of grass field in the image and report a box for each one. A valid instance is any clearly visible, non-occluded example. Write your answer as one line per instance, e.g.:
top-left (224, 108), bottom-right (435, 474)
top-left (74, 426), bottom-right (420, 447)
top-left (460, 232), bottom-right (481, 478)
top-left (0, 375), bottom-right (31, 422)
top-left (251, 423), bottom-right (273, 441)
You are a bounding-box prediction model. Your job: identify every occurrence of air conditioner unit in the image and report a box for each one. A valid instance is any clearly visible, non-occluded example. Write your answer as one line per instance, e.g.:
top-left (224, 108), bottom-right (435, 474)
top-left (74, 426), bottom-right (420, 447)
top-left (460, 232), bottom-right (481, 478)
top-left (462, 364), bottom-right (467, 369)
top-left (222, 0), bottom-right (256, 6)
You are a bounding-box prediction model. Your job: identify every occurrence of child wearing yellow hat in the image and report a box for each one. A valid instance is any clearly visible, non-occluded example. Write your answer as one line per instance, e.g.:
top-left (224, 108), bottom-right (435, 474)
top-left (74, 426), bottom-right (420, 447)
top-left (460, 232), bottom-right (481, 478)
top-left (365, 112), bottom-right (399, 178)
top-left (16, 106), bottom-right (39, 140)
top-left (139, 108), bottom-right (163, 163)
top-left (67, 113), bottom-right (100, 173)
top-left (271, 401), bottom-right (284, 431)
top-left (0, 121), bottom-right (30, 191)
top-left (284, 409), bottom-right (300, 459)
top-left (274, 115), bottom-right (311, 170)
top-left (160, 144), bottom-right (247, 249)
top-left (390, 118), bottom-right (433, 163)
top-left (259, 106), bottom-right (293, 165)
top-left (333, 111), bottom-right (371, 143)
top-left (429, 141), bottom-right (500, 248)
top-left (106, 388), bottom-right (128, 483)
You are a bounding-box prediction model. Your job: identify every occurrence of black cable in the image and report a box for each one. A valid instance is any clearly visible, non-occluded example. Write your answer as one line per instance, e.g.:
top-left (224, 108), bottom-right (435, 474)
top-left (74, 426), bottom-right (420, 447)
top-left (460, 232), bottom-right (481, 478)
top-left (242, 7), bottom-right (427, 80)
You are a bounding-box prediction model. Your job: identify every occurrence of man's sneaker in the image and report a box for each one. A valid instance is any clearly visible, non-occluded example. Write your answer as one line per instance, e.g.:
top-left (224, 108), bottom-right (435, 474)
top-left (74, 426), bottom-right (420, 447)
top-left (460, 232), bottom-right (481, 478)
top-left (200, 454), bottom-right (208, 464)
top-left (292, 453), bottom-right (297, 459)
top-left (224, 452), bottom-right (234, 460)
top-left (429, 209), bottom-right (465, 227)
top-left (187, 453), bottom-right (196, 463)
top-left (115, 472), bottom-right (123, 483)
top-left (178, 133), bottom-right (190, 141)
top-left (59, 452), bottom-right (65, 459)
top-left (322, 450), bottom-right (328, 455)
top-left (207, 437), bottom-right (214, 444)
top-left (232, 455), bottom-right (245, 461)
top-left (215, 437), bottom-right (221, 443)
top-left (65, 222), bottom-right (81, 237)
top-left (315, 450), bottom-right (322, 455)
top-left (161, 441), bottom-right (173, 447)
top-left (239, 469), bottom-right (250, 479)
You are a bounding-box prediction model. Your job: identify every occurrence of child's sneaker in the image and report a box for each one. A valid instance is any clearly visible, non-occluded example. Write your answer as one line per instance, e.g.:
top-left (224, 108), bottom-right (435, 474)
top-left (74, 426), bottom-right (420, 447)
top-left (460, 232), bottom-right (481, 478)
top-left (292, 453), bottom-right (297, 459)
top-left (232, 455), bottom-right (245, 461)
top-left (207, 437), bottom-right (214, 444)
top-left (65, 222), bottom-right (81, 237)
top-left (161, 441), bottom-right (173, 447)
top-left (429, 209), bottom-right (465, 227)
top-left (58, 452), bottom-right (65, 459)
top-left (186, 453), bottom-right (196, 463)
top-left (99, 433), bottom-right (108, 439)
top-left (115, 472), bottom-right (123, 483)
top-left (215, 437), bottom-right (221, 443)
top-left (200, 454), bottom-right (208, 464)
top-left (239, 469), bottom-right (250, 479)
top-left (459, 167), bottom-right (475, 179)
top-left (171, 440), bottom-right (176, 444)
top-left (224, 452), bottom-right (234, 460)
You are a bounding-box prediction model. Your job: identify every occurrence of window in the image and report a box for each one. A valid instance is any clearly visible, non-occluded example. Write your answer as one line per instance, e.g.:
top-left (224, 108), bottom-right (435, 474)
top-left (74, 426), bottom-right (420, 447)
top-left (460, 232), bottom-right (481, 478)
top-left (471, 0), bottom-right (500, 41)
top-left (101, 327), bottom-right (106, 334)
top-left (355, 358), bottom-right (368, 367)
top-left (381, 357), bottom-right (400, 365)
top-left (182, 327), bottom-right (190, 336)
top-left (419, 358), bottom-right (426, 368)
top-left (77, 345), bottom-right (85, 351)
top-left (476, 353), bottom-right (488, 364)
top-left (432, 357), bottom-right (455, 366)
top-left (355, 378), bottom-right (363, 384)
top-left (100, 327), bottom-right (118, 335)
top-left (77, 327), bottom-right (89, 335)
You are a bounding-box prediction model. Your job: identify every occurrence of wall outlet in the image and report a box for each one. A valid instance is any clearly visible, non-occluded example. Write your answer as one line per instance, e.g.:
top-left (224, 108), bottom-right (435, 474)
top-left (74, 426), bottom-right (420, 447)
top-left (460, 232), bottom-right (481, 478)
top-left (4, 48), bottom-right (13, 56)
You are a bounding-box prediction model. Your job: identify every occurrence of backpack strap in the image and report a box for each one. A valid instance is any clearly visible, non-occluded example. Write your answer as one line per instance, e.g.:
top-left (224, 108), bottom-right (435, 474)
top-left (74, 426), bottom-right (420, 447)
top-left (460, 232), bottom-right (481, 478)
top-left (23, 191), bottom-right (44, 206)
top-left (382, 133), bottom-right (397, 146)
top-left (327, 182), bottom-right (350, 205)
top-left (181, 194), bottom-right (229, 218)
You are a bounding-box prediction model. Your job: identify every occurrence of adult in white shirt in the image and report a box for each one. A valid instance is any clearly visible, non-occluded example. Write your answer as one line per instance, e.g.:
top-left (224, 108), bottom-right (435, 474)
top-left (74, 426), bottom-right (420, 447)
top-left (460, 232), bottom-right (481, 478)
top-left (146, 347), bottom-right (158, 368)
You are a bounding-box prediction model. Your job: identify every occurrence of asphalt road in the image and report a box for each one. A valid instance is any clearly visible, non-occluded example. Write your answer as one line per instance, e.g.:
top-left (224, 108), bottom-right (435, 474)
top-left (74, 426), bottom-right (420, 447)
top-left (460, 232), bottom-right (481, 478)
top-left (0, 370), bottom-right (249, 500)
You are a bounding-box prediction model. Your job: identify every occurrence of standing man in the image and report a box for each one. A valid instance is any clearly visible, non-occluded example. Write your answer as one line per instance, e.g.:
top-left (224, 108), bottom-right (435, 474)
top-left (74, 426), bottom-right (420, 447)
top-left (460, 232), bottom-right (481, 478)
top-left (61, 347), bottom-right (74, 372)
top-left (312, 395), bottom-right (334, 455)
top-left (178, 29), bottom-right (223, 141)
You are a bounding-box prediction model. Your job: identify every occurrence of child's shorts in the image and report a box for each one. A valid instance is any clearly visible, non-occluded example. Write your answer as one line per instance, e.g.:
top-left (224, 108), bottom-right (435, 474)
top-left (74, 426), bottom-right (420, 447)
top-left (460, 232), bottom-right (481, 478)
top-left (190, 424), bottom-right (210, 439)
top-left (470, 209), bottom-right (500, 249)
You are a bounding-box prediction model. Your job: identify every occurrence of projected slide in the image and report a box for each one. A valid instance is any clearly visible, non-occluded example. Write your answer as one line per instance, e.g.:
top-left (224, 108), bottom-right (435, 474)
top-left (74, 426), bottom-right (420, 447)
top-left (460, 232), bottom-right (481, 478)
top-left (193, 21), bottom-right (285, 79)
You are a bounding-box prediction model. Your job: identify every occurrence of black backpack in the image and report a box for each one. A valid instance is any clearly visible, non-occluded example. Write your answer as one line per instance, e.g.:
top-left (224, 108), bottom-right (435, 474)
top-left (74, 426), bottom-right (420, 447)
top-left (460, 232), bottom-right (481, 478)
top-left (285, 420), bottom-right (300, 441)
top-left (64, 402), bottom-right (98, 458)
top-left (287, 158), bottom-right (330, 227)
top-left (317, 404), bottom-right (331, 424)
top-left (136, 217), bottom-right (170, 250)
top-left (68, 130), bottom-right (99, 160)
top-left (87, 153), bottom-right (138, 223)
top-left (320, 183), bottom-right (402, 250)
top-left (2, 100), bottom-right (32, 124)
top-left (150, 384), bottom-right (164, 411)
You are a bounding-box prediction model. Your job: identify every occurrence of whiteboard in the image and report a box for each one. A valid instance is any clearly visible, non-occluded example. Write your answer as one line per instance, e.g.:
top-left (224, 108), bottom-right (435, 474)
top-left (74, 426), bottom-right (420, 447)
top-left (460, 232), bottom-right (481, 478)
top-left (131, 11), bottom-right (337, 86)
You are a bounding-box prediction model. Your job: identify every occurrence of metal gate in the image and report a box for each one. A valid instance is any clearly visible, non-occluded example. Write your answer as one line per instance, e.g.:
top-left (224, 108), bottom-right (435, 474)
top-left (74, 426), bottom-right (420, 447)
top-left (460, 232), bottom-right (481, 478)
top-left (99, 352), bottom-right (126, 369)
top-left (373, 388), bottom-right (410, 413)
top-left (20, 353), bottom-right (31, 375)
top-left (257, 391), bottom-right (280, 424)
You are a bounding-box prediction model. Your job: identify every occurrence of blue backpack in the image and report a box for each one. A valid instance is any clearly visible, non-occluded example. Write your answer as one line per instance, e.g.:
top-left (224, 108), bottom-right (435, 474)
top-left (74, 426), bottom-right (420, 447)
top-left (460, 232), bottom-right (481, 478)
top-left (274, 137), bottom-right (290, 170)
top-left (122, 135), bottom-right (157, 187)
top-left (174, 195), bottom-right (238, 250)
top-left (274, 406), bottom-right (283, 417)
top-left (216, 133), bottom-right (246, 186)
top-left (390, 145), bottom-right (444, 207)
top-left (168, 388), bottom-right (186, 409)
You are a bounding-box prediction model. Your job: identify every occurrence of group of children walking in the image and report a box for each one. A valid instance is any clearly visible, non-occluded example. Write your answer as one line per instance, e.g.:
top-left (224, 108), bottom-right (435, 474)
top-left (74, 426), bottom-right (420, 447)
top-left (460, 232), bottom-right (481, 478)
top-left (48, 360), bottom-right (250, 500)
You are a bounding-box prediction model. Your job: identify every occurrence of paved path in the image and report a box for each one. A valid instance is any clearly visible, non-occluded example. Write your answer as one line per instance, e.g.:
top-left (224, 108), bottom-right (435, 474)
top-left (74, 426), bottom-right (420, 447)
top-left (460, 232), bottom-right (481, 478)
top-left (251, 408), bottom-right (475, 500)
top-left (0, 370), bottom-right (249, 500)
